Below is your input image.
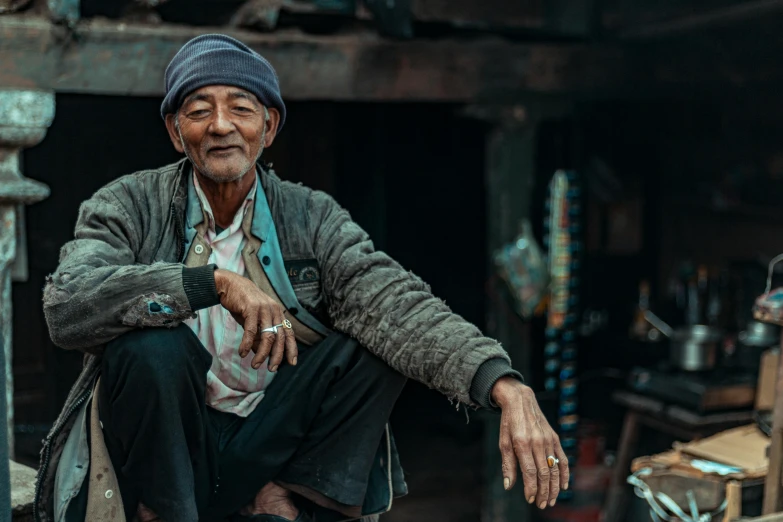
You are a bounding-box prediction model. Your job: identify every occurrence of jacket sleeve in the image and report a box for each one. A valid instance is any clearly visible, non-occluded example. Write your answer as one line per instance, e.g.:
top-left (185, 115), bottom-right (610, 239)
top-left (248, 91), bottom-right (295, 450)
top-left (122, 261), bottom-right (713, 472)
top-left (309, 190), bottom-right (517, 407)
top-left (43, 187), bottom-right (205, 352)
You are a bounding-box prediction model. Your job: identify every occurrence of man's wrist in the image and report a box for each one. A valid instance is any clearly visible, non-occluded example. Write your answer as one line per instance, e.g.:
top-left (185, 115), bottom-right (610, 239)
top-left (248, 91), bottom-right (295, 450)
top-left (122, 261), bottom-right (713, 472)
top-left (469, 358), bottom-right (524, 410)
top-left (491, 376), bottom-right (531, 409)
top-left (213, 268), bottom-right (228, 296)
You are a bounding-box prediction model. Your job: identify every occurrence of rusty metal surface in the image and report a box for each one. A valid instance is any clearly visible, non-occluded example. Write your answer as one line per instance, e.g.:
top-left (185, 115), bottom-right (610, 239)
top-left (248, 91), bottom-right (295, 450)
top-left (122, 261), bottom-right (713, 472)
top-left (0, 205), bottom-right (17, 459)
top-left (47, 0), bottom-right (79, 24)
top-left (0, 15), bottom-right (627, 100)
top-left (0, 88), bottom-right (54, 459)
top-left (0, 0), bottom-right (31, 14)
top-left (0, 89), bottom-right (55, 148)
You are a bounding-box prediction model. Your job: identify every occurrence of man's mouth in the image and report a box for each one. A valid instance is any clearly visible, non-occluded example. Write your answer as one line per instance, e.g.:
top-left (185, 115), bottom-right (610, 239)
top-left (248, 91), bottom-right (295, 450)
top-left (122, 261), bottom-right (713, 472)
top-left (208, 145), bottom-right (241, 154)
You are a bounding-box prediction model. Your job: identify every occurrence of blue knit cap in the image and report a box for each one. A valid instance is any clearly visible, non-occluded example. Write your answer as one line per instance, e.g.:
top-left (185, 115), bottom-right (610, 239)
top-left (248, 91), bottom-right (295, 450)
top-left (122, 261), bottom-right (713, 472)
top-left (160, 34), bottom-right (286, 131)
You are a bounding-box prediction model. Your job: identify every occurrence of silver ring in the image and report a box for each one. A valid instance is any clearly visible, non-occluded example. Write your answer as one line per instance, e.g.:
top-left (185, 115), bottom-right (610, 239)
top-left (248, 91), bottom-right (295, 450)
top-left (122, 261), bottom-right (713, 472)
top-left (261, 323), bottom-right (284, 334)
top-left (547, 456), bottom-right (559, 468)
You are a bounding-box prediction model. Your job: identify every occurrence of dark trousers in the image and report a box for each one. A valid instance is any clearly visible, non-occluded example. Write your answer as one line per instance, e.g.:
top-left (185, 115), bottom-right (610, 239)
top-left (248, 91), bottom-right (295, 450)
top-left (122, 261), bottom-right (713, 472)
top-left (97, 325), bottom-right (406, 522)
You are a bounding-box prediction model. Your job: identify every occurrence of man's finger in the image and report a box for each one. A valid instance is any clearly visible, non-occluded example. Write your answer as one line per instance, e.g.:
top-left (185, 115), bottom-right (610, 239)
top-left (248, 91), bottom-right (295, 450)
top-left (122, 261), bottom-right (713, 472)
top-left (238, 312), bottom-right (258, 358)
top-left (547, 434), bottom-right (561, 507)
top-left (267, 307), bottom-right (286, 372)
top-left (522, 434), bottom-right (550, 510)
top-left (555, 443), bottom-right (570, 492)
top-left (283, 320), bottom-right (298, 366)
top-left (252, 332), bottom-right (275, 369)
top-left (252, 306), bottom-right (274, 369)
top-left (499, 430), bottom-right (518, 491)
top-left (514, 438), bottom-right (538, 505)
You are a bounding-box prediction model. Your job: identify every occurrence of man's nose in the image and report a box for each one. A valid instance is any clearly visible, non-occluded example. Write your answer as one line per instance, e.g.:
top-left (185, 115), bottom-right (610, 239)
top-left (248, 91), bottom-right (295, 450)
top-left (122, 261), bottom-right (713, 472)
top-left (209, 106), bottom-right (235, 135)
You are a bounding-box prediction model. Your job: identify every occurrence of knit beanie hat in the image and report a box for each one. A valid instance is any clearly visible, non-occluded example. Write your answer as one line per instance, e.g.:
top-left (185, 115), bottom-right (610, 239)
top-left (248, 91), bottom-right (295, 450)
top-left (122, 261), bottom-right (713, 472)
top-left (160, 34), bottom-right (286, 131)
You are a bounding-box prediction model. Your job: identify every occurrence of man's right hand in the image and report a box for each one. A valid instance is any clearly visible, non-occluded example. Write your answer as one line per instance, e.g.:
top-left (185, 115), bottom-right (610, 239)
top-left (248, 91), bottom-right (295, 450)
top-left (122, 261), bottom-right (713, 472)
top-left (214, 269), bottom-right (297, 371)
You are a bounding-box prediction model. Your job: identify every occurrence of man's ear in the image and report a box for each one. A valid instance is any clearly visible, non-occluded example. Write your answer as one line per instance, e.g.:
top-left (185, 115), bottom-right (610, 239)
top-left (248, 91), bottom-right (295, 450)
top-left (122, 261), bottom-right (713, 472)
top-left (264, 108), bottom-right (281, 148)
top-left (165, 113), bottom-right (185, 154)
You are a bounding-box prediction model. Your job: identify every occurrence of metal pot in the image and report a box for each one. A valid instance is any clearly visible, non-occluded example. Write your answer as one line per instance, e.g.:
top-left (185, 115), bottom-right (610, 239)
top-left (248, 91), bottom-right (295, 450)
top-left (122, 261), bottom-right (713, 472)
top-left (670, 325), bottom-right (723, 372)
top-left (643, 311), bottom-right (723, 371)
top-left (736, 320), bottom-right (780, 373)
top-left (738, 320), bottom-right (780, 347)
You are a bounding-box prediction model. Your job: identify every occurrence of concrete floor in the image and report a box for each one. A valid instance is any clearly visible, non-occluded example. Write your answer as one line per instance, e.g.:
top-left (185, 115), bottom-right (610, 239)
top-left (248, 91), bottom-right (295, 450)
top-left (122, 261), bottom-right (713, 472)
top-left (383, 382), bottom-right (485, 522)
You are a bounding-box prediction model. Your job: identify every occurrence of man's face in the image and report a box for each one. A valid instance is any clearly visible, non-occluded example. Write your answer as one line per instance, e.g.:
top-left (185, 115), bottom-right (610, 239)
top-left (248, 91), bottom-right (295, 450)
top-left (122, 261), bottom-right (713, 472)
top-left (165, 85), bottom-right (280, 183)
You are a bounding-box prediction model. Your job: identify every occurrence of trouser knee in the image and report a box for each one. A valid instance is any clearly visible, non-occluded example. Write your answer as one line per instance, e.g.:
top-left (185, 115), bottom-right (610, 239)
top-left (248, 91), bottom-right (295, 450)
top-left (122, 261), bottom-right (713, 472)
top-left (102, 324), bottom-right (211, 391)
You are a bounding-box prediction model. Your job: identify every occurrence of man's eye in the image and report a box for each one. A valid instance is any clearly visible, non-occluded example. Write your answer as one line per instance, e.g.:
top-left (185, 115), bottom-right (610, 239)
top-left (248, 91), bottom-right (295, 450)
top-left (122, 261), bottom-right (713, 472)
top-left (189, 109), bottom-right (209, 118)
top-left (235, 107), bottom-right (252, 113)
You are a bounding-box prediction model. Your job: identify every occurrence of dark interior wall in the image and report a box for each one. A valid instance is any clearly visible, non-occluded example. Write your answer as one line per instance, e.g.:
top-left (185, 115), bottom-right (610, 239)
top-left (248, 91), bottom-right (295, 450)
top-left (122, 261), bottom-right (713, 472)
top-left (14, 95), bottom-right (488, 504)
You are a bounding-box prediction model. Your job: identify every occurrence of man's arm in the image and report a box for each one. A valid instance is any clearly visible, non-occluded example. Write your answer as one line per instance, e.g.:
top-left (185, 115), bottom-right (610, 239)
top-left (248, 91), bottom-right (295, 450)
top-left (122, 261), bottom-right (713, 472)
top-left (309, 190), bottom-right (568, 509)
top-left (43, 187), bottom-right (217, 352)
top-left (308, 189), bottom-right (519, 407)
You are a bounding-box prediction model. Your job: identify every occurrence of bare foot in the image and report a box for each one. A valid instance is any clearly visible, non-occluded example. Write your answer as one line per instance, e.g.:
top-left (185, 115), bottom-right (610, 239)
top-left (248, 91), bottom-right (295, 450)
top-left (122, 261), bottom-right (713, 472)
top-left (136, 502), bottom-right (161, 521)
top-left (240, 482), bottom-right (300, 520)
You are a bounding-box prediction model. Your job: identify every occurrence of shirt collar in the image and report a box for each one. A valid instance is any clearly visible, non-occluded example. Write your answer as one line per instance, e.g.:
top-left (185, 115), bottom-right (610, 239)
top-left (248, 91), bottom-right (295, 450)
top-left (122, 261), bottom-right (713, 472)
top-left (188, 168), bottom-right (258, 237)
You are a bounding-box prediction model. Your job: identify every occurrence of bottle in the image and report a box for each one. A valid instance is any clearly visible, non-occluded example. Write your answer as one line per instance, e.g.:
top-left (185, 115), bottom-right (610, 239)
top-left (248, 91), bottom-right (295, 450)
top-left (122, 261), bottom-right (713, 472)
top-left (706, 268), bottom-right (722, 327)
top-left (686, 274), bottom-right (700, 325)
top-left (630, 279), bottom-right (652, 340)
top-left (696, 265), bottom-right (709, 324)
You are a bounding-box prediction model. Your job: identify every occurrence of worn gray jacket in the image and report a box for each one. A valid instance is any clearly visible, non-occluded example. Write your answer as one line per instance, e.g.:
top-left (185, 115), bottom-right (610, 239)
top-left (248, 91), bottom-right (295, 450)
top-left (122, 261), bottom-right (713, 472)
top-left (35, 159), bottom-right (519, 521)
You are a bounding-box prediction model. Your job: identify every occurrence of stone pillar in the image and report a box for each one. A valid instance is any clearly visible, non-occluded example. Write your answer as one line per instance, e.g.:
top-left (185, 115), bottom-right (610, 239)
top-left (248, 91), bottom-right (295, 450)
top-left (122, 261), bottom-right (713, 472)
top-left (0, 89), bottom-right (55, 456)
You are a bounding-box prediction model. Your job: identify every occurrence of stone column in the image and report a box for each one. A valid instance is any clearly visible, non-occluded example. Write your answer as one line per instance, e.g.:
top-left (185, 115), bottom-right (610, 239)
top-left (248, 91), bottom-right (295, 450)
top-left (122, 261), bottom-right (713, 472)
top-left (0, 89), bottom-right (55, 455)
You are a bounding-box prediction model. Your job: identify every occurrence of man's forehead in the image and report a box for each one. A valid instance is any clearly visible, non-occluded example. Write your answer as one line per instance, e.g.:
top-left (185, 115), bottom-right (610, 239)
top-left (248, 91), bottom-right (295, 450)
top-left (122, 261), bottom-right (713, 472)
top-left (183, 85), bottom-right (260, 104)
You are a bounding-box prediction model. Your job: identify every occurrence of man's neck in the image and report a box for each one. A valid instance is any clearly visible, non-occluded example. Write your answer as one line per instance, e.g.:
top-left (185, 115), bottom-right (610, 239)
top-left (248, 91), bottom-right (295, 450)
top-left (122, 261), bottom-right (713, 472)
top-left (195, 168), bottom-right (256, 229)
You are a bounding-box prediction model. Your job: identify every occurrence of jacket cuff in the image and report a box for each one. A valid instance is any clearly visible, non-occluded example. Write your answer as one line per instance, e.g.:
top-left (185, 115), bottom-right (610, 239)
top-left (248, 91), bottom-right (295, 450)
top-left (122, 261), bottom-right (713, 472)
top-left (470, 358), bottom-right (524, 411)
top-left (182, 264), bottom-right (220, 311)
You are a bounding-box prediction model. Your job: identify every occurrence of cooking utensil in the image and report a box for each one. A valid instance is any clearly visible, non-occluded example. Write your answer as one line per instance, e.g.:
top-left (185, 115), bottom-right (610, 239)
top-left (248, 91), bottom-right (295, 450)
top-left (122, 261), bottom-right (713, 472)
top-left (739, 320), bottom-right (780, 347)
top-left (643, 310), bottom-right (674, 338)
top-left (670, 325), bottom-right (723, 372)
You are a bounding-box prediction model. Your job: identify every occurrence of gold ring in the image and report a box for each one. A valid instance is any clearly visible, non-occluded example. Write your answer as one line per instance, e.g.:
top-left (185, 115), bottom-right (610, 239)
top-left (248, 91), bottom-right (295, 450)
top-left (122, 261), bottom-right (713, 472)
top-left (282, 319), bottom-right (292, 329)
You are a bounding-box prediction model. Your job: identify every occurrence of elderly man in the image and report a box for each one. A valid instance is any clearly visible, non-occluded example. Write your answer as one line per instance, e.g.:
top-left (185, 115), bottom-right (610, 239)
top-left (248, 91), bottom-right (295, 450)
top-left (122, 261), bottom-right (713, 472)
top-left (34, 35), bottom-right (568, 522)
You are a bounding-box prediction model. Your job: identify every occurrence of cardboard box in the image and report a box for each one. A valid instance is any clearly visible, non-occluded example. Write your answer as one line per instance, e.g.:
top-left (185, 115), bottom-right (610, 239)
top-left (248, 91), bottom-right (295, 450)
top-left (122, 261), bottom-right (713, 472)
top-left (756, 349), bottom-right (779, 411)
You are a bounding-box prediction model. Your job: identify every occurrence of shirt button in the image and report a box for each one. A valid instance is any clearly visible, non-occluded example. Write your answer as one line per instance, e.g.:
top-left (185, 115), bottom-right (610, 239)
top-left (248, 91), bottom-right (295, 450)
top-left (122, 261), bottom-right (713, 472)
top-left (105, 490), bottom-right (113, 499)
top-left (262, 256), bottom-right (271, 265)
top-left (195, 244), bottom-right (204, 255)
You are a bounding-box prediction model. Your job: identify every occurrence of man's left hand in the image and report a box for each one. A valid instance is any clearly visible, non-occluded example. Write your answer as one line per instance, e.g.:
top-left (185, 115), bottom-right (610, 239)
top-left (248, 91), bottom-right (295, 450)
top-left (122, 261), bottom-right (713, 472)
top-left (492, 376), bottom-right (569, 509)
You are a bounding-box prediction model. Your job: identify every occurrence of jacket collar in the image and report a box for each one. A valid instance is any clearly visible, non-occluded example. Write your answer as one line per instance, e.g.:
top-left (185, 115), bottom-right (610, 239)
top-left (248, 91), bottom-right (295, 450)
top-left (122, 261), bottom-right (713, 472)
top-left (184, 161), bottom-right (273, 243)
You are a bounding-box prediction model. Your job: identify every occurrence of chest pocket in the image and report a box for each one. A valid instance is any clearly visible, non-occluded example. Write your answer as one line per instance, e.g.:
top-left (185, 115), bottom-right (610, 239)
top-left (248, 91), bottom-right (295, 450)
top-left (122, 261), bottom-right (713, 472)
top-left (285, 258), bottom-right (323, 311)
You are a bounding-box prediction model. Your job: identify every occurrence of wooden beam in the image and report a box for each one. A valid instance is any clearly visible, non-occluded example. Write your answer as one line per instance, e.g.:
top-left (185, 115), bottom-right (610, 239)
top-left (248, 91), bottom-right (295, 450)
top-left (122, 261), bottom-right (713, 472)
top-left (411, 0), bottom-right (546, 29)
top-left (0, 15), bottom-right (625, 101)
top-left (410, 0), bottom-right (594, 36)
top-left (632, 31), bottom-right (783, 95)
top-left (618, 0), bottom-right (783, 40)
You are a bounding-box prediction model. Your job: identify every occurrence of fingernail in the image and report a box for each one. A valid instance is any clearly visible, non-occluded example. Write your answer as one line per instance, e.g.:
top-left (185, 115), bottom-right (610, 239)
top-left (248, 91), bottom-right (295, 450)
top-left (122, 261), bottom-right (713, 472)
top-left (252, 363), bottom-right (260, 369)
top-left (528, 496), bottom-right (535, 504)
top-left (292, 357), bottom-right (297, 366)
top-left (549, 499), bottom-right (556, 507)
top-left (539, 502), bottom-right (547, 510)
top-left (269, 365), bottom-right (278, 372)
top-left (503, 478), bottom-right (510, 490)
top-left (564, 483), bottom-right (569, 491)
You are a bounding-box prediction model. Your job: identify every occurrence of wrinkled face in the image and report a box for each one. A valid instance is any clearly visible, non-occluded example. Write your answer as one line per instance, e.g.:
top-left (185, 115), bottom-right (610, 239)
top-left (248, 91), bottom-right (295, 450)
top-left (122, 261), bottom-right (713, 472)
top-left (165, 85), bottom-right (280, 183)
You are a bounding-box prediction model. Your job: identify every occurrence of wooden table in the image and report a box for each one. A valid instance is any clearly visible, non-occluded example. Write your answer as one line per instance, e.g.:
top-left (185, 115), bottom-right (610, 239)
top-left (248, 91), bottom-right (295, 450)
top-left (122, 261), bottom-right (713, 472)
top-left (602, 390), bottom-right (755, 522)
